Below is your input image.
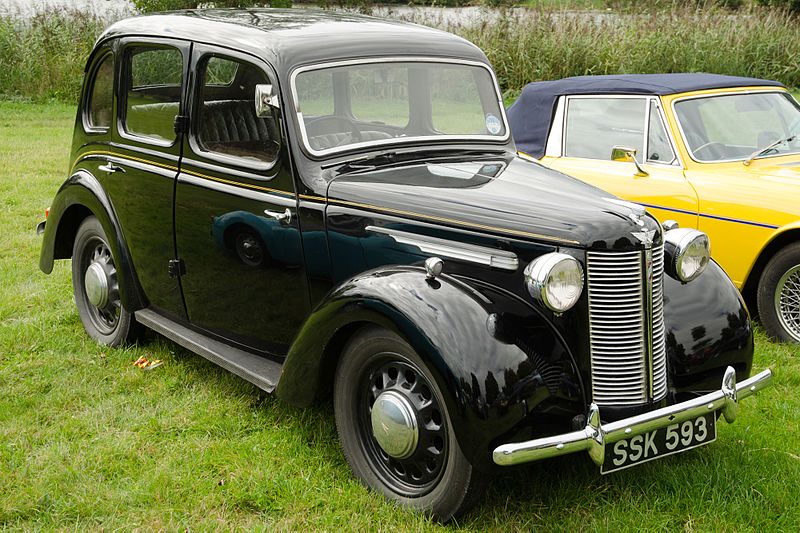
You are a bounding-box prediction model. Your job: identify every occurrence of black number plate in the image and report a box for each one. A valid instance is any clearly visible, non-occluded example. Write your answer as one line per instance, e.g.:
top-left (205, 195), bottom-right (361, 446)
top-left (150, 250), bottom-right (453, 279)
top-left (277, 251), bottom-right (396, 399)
top-left (601, 412), bottom-right (717, 474)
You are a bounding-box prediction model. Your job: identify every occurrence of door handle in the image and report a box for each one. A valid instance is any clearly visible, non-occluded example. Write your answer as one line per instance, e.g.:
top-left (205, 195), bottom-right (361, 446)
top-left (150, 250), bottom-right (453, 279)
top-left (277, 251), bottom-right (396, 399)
top-left (264, 208), bottom-right (292, 225)
top-left (99, 162), bottom-right (125, 174)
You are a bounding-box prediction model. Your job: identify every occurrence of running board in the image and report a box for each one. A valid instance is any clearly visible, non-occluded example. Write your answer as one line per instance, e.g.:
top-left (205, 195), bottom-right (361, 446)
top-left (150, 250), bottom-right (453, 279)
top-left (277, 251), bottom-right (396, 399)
top-left (135, 308), bottom-right (281, 393)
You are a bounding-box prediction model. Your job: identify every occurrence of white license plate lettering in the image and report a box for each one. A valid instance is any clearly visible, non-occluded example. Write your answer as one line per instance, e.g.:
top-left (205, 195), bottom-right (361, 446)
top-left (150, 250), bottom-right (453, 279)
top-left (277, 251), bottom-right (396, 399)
top-left (601, 413), bottom-right (717, 474)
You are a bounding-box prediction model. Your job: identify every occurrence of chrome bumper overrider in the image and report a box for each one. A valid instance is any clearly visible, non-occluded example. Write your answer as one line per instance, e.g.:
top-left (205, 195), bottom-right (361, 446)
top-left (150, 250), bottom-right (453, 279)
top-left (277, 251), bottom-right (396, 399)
top-left (493, 366), bottom-right (773, 467)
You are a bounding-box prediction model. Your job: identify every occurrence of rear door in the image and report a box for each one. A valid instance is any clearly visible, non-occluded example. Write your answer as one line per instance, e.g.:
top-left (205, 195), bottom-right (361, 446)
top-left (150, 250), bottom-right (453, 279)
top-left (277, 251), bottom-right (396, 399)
top-left (174, 45), bottom-right (310, 356)
top-left (107, 38), bottom-right (192, 319)
top-left (544, 95), bottom-right (699, 229)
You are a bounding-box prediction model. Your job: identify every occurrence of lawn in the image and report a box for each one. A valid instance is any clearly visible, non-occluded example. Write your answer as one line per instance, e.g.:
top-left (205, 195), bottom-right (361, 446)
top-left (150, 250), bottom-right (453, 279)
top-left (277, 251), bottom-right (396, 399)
top-left (1, 100), bottom-right (798, 530)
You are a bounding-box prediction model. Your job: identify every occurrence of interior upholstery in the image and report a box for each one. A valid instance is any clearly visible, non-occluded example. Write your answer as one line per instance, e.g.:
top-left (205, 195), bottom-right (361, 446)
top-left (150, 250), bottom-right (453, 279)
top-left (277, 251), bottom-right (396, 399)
top-left (198, 99), bottom-right (279, 162)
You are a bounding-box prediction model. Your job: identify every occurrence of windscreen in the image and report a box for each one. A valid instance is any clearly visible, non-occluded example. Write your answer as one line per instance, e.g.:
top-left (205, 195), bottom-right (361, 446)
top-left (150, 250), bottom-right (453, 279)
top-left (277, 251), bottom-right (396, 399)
top-left (293, 61), bottom-right (507, 155)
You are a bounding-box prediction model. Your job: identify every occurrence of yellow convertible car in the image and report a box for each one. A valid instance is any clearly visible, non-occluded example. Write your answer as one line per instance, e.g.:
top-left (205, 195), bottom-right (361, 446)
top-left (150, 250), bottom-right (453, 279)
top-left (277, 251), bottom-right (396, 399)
top-left (507, 74), bottom-right (800, 343)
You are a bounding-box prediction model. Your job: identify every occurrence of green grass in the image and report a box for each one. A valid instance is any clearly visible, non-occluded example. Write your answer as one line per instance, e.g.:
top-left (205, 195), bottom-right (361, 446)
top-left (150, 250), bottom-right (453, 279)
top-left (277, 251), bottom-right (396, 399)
top-left (1, 100), bottom-right (799, 530)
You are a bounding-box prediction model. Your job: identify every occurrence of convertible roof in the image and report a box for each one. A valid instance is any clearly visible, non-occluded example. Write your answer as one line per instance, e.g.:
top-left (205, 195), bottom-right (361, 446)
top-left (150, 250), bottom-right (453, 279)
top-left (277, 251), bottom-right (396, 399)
top-left (507, 73), bottom-right (785, 158)
top-left (98, 8), bottom-right (488, 74)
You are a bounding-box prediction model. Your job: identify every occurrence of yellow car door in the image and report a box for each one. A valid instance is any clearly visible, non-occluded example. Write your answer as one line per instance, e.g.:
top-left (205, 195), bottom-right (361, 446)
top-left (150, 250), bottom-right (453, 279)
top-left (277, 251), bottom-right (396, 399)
top-left (541, 95), bottom-right (699, 229)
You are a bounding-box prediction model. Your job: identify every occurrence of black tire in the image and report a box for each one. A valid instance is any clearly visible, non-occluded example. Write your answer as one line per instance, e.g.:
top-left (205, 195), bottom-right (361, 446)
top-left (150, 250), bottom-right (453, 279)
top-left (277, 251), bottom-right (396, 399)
top-left (757, 241), bottom-right (800, 343)
top-left (71, 216), bottom-right (139, 346)
top-left (333, 326), bottom-right (484, 522)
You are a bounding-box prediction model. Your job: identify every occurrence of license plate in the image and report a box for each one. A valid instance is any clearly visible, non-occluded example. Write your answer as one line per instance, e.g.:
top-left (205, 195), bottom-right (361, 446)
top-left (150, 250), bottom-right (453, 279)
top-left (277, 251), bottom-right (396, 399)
top-left (601, 412), bottom-right (717, 474)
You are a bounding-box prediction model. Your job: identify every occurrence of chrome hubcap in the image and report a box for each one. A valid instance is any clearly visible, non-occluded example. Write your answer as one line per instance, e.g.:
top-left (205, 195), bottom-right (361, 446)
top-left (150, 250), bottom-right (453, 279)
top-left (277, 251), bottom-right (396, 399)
top-left (371, 390), bottom-right (419, 459)
top-left (775, 264), bottom-right (800, 342)
top-left (85, 262), bottom-right (109, 308)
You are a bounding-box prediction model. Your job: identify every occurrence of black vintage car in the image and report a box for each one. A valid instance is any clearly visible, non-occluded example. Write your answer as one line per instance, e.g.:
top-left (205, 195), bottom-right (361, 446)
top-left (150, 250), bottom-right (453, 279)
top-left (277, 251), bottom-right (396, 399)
top-left (38, 9), bottom-right (772, 521)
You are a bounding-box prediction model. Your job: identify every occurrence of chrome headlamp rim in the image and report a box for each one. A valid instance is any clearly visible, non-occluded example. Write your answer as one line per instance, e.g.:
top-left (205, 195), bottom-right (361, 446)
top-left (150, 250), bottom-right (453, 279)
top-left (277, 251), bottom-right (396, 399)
top-left (664, 227), bottom-right (711, 282)
top-left (524, 252), bottom-right (584, 313)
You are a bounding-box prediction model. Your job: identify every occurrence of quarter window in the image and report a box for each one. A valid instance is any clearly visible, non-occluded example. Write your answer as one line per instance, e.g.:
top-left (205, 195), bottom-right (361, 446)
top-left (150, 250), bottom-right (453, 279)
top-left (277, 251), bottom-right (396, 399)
top-left (647, 100), bottom-right (677, 164)
top-left (124, 47), bottom-right (183, 143)
top-left (565, 98), bottom-right (646, 162)
top-left (87, 54), bottom-right (114, 130)
top-left (195, 55), bottom-right (280, 165)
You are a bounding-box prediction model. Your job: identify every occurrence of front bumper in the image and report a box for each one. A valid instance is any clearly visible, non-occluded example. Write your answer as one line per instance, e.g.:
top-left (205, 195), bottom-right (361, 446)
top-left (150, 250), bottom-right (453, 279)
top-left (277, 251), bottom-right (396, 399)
top-left (493, 366), bottom-right (772, 467)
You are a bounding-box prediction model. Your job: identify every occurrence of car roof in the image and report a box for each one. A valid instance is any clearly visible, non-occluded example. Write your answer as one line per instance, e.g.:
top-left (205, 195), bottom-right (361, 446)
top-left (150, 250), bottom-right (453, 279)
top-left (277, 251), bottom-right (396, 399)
top-left (98, 8), bottom-right (488, 73)
top-left (506, 73), bottom-right (786, 158)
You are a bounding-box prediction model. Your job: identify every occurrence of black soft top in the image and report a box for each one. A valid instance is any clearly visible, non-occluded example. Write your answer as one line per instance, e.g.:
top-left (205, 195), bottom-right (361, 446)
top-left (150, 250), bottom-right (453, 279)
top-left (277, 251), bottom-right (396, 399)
top-left (506, 73), bottom-right (785, 158)
top-left (98, 8), bottom-right (488, 74)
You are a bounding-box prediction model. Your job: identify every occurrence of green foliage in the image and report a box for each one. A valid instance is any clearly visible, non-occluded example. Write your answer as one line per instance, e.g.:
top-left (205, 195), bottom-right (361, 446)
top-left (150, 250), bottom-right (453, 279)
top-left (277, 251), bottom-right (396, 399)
top-left (755, 0), bottom-right (800, 13)
top-left (130, 0), bottom-right (290, 11)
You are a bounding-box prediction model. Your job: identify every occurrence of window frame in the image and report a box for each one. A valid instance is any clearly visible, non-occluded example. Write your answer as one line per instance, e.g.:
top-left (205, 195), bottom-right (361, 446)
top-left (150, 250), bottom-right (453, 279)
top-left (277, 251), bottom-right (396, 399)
top-left (188, 49), bottom-right (282, 172)
top-left (82, 50), bottom-right (115, 134)
top-left (289, 57), bottom-right (511, 159)
top-left (671, 89), bottom-right (799, 164)
top-left (559, 94), bottom-right (682, 168)
top-left (119, 42), bottom-right (186, 148)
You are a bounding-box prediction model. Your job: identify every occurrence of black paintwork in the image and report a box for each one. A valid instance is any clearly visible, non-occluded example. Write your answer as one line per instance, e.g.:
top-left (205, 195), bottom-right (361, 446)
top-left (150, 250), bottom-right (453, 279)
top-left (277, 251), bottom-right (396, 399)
top-left (39, 9), bottom-right (754, 471)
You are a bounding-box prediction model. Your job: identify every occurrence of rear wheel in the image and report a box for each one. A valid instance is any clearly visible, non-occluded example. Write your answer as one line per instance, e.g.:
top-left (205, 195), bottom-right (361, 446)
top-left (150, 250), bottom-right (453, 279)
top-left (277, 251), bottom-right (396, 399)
top-left (757, 242), bottom-right (800, 343)
top-left (72, 216), bottom-right (139, 346)
top-left (333, 326), bottom-right (484, 522)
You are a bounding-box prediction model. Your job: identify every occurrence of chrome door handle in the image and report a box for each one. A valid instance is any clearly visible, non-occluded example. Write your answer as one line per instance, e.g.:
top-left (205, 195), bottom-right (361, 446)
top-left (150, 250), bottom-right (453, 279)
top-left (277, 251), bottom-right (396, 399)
top-left (264, 208), bottom-right (292, 225)
top-left (99, 162), bottom-right (125, 174)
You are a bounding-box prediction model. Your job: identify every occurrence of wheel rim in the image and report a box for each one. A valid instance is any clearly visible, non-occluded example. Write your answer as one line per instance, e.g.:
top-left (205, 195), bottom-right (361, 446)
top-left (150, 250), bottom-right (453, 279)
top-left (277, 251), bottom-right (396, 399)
top-left (358, 355), bottom-right (448, 497)
top-left (80, 237), bottom-right (120, 335)
top-left (775, 264), bottom-right (800, 342)
top-left (235, 232), bottom-right (264, 267)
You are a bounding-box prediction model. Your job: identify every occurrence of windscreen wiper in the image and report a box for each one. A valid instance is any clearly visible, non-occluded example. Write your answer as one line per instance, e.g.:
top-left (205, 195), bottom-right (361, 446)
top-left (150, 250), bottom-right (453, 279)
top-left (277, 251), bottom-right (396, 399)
top-left (743, 134), bottom-right (797, 166)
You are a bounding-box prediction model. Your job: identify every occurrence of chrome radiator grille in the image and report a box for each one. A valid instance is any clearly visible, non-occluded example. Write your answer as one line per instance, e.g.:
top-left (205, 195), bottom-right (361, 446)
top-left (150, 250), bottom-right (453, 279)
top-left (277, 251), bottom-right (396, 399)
top-left (586, 246), bottom-right (667, 406)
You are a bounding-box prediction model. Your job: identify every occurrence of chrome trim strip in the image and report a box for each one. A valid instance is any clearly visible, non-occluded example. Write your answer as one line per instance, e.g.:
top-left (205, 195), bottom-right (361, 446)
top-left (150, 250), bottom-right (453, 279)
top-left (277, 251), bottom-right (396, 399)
top-left (177, 173), bottom-right (296, 206)
top-left (493, 367), bottom-right (773, 466)
top-left (289, 57), bottom-right (511, 158)
top-left (365, 225), bottom-right (519, 271)
top-left (644, 246), bottom-right (654, 398)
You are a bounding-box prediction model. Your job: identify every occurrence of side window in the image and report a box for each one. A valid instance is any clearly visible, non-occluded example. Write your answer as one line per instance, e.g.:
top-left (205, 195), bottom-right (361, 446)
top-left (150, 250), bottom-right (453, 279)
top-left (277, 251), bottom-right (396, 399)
top-left (195, 55), bottom-right (279, 165)
top-left (124, 47), bottom-right (183, 143)
top-left (86, 53), bottom-right (114, 131)
top-left (647, 100), bottom-right (677, 164)
top-left (565, 98), bottom-right (646, 162)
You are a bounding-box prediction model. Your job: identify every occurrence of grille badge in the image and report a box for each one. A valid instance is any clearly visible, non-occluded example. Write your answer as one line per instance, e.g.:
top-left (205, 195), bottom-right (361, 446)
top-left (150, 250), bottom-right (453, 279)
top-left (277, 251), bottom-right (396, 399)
top-left (632, 228), bottom-right (656, 247)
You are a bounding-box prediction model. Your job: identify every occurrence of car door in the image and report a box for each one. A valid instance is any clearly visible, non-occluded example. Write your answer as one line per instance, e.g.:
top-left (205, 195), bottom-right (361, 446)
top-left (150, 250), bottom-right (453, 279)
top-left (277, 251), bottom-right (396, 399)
top-left (106, 38), bottom-right (192, 319)
top-left (543, 96), bottom-right (699, 229)
top-left (174, 45), bottom-right (309, 356)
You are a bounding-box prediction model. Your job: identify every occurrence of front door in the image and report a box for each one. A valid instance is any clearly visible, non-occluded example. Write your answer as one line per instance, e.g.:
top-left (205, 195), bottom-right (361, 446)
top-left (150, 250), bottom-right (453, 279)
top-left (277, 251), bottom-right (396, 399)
top-left (108, 38), bottom-right (192, 320)
top-left (174, 45), bottom-right (309, 356)
top-left (544, 96), bottom-right (699, 229)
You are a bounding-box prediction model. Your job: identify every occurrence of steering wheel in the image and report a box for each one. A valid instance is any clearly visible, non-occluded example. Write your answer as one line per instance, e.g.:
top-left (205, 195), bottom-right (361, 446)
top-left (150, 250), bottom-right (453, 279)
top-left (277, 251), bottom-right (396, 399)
top-left (305, 116), bottom-right (363, 145)
top-left (692, 141), bottom-right (726, 159)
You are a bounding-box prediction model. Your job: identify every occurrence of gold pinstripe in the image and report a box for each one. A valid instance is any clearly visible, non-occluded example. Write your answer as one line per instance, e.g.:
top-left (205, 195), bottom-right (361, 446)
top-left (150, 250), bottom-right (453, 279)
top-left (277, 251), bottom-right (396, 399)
top-left (73, 150), bottom-right (580, 245)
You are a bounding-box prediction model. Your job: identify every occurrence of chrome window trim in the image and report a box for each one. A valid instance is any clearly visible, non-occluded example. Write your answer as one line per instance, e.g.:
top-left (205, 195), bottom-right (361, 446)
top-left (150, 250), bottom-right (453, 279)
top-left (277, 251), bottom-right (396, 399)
top-left (671, 88), bottom-right (799, 164)
top-left (289, 57), bottom-right (511, 158)
top-left (365, 225), bottom-right (519, 271)
top-left (559, 94), bottom-right (683, 168)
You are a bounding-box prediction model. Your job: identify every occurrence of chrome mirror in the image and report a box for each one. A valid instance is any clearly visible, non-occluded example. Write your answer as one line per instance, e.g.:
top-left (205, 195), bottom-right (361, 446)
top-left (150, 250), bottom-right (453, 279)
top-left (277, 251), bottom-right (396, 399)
top-left (611, 145), bottom-right (649, 177)
top-left (255, 83), bottom-right (279, 117)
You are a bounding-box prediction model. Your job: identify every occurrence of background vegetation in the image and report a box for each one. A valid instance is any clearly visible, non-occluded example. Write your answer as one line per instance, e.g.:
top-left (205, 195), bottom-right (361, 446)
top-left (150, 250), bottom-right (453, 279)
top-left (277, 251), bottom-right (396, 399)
top-left (1, 2), bottom-right (799, 103)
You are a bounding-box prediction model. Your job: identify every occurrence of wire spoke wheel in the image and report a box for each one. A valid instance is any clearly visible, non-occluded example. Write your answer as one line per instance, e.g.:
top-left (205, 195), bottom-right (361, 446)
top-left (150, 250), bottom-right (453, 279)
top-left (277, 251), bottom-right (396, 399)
top-left (775, 265), bottom-right (800, 342)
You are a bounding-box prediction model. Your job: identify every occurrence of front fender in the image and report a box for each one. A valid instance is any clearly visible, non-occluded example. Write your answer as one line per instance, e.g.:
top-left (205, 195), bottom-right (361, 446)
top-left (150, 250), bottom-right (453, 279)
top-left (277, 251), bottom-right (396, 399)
top-left (664, 260), bottom-right (754, 395)
top-left (39, 170), bottom-right (144, 311)
top-left (277, 266), bottom-right (583, 470)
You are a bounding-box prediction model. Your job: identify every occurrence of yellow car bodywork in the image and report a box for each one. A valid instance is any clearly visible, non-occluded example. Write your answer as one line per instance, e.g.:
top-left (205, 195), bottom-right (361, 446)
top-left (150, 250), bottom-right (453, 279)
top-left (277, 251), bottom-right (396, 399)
top-left (539, 86), bottom-right (800, 293)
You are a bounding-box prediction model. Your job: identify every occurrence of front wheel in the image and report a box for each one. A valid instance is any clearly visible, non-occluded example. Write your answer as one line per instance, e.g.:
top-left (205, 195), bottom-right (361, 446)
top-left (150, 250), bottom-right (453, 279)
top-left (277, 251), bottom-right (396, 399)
top-left (333, 326), bottom-right (484, 522)
top-left (72, 216), bottom-right (139, 346)
top-left (757, 242), bottom-right (800, 343)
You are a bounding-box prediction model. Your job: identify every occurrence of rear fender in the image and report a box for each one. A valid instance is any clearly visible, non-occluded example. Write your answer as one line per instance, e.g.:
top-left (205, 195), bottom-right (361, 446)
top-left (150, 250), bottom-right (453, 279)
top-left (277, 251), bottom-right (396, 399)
top-left (39, 170), bottom-right (144, 311)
